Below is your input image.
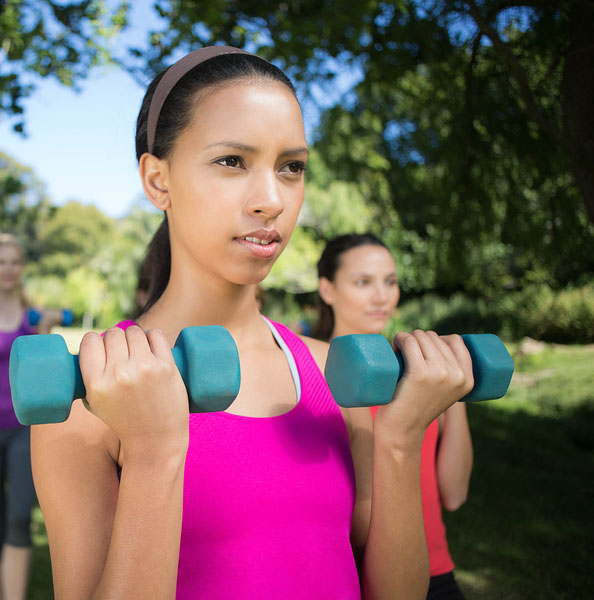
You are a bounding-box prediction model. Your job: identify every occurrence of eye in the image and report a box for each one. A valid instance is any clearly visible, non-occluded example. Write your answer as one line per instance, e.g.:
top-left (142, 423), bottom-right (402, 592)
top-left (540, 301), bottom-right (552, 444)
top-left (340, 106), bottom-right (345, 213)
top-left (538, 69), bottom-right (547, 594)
top-left (280, 161), bottom-right (306, 175)
top-left (387, 278), bottom-right (399, 286)
top-left (215, 156), bottom-right (244, 169)
top-left (355, 278), bottom-right (370, 287)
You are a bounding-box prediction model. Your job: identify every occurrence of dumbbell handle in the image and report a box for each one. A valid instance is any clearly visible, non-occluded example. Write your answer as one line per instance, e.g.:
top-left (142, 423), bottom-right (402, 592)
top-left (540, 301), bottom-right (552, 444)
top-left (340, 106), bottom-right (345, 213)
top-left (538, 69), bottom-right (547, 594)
top-left (38, 343), bottom-right (195, 404)
top-left (390, 334), bottom-right (513, 401)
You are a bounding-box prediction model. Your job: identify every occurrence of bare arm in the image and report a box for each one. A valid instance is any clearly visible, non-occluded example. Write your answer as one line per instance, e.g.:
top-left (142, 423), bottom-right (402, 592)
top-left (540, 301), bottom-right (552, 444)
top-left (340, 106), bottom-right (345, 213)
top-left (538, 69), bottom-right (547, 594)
top-left (32, 326), bottom-right (189, 600)
top-left (306, 330), bottom-right (475, 599)
top-left (360, 332), bottom-right (474, 599)
top-left (436, 402), bottom-right (473, 511)
top-left (35, 309), bottom-right (66, 334)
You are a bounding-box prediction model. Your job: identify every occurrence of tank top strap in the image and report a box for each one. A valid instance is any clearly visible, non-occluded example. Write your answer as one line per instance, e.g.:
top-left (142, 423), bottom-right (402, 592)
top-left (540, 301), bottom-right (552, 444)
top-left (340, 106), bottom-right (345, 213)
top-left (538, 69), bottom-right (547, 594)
top-left (265, 319), bottom-right (341, 419)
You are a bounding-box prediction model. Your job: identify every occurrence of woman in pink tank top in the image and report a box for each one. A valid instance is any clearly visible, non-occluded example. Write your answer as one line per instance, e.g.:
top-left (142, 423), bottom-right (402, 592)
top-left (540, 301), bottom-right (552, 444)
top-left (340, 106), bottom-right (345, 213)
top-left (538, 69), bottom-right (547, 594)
top-left (32, 47), bottom-right (476, 600)
top-left (315, 234), bottom-right (473, 599)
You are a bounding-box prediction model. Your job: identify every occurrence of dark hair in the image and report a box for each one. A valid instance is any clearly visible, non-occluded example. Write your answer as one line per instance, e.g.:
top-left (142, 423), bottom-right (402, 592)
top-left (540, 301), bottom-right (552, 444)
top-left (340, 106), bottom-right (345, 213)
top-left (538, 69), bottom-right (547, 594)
top-left (313, 233), bottom-right (389, 340)
top-left (135, 52), bottom-right (298, 314)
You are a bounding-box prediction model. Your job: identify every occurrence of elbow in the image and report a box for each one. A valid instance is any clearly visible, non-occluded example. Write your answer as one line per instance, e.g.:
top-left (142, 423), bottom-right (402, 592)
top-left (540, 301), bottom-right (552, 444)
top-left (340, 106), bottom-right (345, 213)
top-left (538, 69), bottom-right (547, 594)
top-left (441, 491), bottom-right (468, 512)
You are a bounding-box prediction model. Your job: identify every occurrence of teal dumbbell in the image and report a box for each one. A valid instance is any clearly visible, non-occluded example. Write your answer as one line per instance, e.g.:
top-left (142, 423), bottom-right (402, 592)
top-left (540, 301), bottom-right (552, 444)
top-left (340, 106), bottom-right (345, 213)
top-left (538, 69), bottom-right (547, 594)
top-left (9, 326), bottom-right (241, 425)
top-left (27, 308), bottom-right (74, 327)
top-left (325, 333), bottom-right (514, 408)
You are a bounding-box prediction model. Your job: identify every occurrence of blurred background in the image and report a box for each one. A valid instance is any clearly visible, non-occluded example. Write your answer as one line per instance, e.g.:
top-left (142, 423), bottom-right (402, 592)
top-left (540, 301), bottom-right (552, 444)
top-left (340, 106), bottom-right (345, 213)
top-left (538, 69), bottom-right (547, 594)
top-left (1, 1), bottom-right (593, 598)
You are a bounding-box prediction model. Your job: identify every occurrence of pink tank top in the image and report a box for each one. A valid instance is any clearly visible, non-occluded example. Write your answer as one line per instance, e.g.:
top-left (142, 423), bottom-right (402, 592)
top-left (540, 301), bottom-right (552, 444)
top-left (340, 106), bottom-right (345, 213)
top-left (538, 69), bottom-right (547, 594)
top-left (115, 319), bottom-right (360, 598)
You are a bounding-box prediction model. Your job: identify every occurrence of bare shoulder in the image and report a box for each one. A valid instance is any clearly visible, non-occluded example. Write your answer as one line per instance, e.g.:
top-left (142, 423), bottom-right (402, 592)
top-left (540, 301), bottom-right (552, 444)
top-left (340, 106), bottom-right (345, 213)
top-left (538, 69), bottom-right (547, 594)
top-left (299, 334), bottom-right (329, 372)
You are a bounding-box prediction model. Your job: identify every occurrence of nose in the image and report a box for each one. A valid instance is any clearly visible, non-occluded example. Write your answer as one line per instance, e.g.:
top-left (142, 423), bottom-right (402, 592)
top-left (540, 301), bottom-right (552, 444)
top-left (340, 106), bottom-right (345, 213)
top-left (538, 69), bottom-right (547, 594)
top-left (245, 169), bottom-right (283, 220)
top-left (371, 282), bottom-right (388, 304)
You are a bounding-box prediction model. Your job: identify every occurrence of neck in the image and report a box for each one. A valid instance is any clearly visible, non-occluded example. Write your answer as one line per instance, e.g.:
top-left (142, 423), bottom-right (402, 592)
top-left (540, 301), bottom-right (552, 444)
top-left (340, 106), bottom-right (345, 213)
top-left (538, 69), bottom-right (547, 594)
top-left (138, 271), bottom-right (265, 347)
top-left (0, 288), bottom-right (23, 308)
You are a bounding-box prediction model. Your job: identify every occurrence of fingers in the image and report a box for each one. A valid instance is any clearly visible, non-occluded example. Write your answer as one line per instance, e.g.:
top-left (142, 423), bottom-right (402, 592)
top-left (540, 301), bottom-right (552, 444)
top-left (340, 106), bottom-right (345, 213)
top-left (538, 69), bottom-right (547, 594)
top-left (146, 328), bottom-right (175, 365)
top-left (80, 326), bottom-right (167, 383)
top-left (440, 333), bottom-right (474, 393)
top-left (103, 327), bottom-right (131, 368)
top-left (78, 331), bottom-right (107, 382)
top-left (392, 329), bottom-right (473, 395)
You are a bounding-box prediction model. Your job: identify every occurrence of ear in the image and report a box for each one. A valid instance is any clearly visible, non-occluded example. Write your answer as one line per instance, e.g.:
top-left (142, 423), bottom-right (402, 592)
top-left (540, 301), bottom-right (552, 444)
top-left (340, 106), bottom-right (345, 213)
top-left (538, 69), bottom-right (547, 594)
top-left (318, 277), bottom-right (335, 306)
top-left (139, 152), bottom-right (171, 210)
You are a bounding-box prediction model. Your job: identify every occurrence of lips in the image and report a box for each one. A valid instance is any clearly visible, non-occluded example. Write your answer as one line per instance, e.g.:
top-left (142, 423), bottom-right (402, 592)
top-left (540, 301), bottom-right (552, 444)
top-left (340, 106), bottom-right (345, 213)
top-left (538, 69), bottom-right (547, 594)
top-left (367, 311), bottom-right (388, 318)
top-left (236, 229), bottom-right (281, 245)
top-left (235, 229), bottom-right (281, 258)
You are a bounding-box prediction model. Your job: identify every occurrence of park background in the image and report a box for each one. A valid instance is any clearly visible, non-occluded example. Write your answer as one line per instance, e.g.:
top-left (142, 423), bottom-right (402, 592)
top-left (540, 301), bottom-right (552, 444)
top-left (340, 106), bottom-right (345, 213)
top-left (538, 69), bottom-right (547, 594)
top-left (1, 1), bottom-right (593, 598)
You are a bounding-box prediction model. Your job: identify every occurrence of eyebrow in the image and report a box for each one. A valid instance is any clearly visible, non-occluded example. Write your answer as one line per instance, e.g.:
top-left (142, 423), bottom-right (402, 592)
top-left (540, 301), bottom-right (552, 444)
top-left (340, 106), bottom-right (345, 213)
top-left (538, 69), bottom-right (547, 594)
top-left (205, 141), bottom-right (309, 158)
top-left (352, 271), bottom-right (398, 278)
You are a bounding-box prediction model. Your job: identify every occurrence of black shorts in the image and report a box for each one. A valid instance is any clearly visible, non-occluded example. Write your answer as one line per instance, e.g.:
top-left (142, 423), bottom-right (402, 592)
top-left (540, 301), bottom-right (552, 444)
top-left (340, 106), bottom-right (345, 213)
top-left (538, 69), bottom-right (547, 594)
top-left (427, 571), bottom-right (466, 600)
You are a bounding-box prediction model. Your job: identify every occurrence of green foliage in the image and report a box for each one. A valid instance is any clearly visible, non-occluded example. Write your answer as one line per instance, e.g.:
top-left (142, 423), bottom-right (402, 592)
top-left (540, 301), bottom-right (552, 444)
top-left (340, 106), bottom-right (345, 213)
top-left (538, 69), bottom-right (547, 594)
top-left (25, 199), bottom-right (160, 328)
top-left (496, 283), bottom-right (594, 344)
top-left (384, 284), bottom-right (594, 343)
top-left (138, 0), bottom-right (594, 297)
top-left (0, 151), bottom-right (52, 259)
top-left (0, 0), bottom-right (129, 132)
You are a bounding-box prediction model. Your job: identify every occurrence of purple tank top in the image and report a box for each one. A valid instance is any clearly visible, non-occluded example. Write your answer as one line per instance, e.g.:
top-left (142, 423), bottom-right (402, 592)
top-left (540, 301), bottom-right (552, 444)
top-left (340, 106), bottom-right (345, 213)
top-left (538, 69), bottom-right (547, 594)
top-left (0, 313), bottom-right (34, 429)
top-left (115, 319), bottom-right (360, 599)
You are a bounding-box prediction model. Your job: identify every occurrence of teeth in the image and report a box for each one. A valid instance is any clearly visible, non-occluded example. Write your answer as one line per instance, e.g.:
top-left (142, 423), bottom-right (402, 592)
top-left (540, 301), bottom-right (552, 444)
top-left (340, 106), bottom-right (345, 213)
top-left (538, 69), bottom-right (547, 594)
top-left (244, 237), bottom-right (272, 245)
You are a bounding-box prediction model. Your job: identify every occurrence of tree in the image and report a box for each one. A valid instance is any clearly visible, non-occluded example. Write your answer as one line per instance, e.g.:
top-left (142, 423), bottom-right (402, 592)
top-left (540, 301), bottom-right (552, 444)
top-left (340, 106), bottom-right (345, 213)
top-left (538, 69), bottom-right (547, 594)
top-left (135, 0), bottom-right (594, 294)
top-left (0, 0), bottom-right (128, 132)
top-left (0, 150), bottom-right (52, 259)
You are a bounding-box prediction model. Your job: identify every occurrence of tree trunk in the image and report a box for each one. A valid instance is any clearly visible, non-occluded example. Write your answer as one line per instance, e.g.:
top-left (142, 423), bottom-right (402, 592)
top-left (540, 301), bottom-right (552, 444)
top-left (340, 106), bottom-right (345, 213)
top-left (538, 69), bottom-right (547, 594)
top-left (563, 0), bottom-right (594, 226)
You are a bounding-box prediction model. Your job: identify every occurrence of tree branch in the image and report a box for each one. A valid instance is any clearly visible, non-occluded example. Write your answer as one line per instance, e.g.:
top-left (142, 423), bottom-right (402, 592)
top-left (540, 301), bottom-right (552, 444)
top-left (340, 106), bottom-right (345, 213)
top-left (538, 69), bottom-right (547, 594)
top-left (465, 0), bottom-right (568, 147)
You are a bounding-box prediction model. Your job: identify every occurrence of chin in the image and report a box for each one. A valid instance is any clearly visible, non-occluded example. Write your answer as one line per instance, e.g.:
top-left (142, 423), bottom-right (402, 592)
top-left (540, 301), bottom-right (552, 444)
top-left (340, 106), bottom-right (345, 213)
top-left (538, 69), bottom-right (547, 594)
top-left (229, 265), bottom-right (273, 287)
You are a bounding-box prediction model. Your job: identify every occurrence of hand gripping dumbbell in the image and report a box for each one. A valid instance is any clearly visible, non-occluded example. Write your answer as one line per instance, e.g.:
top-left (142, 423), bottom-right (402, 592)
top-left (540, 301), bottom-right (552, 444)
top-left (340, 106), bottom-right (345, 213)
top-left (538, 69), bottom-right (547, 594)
top-left (325, 333), bottom-right (514, 408)
top-left (27, 308), bottom-right (74, 327)
top-left (9, 326), bottom-right (241, 425)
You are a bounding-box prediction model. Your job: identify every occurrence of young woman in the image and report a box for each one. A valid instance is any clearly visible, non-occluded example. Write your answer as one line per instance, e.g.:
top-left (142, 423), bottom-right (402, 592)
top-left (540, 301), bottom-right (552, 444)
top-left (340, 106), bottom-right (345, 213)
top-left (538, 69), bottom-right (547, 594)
top-left (315, 233), bottom-right (474, 599)
top-left (0, 233), bottom-right (65, 600)
top-left (31, 46), bottom-right (475, 600)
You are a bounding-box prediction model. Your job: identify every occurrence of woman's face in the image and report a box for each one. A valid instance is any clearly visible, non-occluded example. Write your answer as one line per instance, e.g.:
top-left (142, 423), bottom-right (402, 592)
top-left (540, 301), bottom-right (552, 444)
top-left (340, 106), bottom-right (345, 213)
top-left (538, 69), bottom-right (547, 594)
top-left (0, 245), bottom-right (24, 293)
top-left (321, 245), bottom-right (400, 336)
top-left (162, 80), bottom-right (308, 287)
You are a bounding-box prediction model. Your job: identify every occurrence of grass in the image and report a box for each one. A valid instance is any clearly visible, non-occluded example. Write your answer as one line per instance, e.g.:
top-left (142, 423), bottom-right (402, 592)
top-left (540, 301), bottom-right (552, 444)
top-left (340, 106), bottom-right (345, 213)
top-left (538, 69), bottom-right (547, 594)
top-left (447, 343), bottom-right (594, 599)
top-left (26, 337), bottom-right (594, 598)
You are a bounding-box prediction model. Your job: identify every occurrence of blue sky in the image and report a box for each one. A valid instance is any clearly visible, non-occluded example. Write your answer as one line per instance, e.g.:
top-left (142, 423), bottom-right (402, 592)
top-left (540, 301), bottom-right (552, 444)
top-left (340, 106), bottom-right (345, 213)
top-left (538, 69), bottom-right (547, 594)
top-left (0, 4), bottom-right (359, 218)
top-left (0, 67), bottom-right (147, 217)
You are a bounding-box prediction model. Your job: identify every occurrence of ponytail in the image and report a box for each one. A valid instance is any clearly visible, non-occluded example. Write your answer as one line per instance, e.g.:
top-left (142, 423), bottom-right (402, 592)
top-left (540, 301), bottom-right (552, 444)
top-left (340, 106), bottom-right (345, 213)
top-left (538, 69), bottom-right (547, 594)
top-left (137, 216), bottom-right (171, 315)
top-left (312, 299), bottom-right (334, 341)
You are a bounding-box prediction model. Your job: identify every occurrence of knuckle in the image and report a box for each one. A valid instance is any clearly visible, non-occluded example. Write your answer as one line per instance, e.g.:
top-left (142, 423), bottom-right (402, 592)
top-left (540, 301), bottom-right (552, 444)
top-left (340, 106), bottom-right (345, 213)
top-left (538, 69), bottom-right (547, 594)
top-left (464, 373), bottom-right (475, 393)
top-left (113, 365), bottom-right (134, 387)
top-left (432, 365), bottom-right (449, 383)
top-left (85, 377), bottom-right (108, 400)
top-left (451, 367), bottom-right (466, 387)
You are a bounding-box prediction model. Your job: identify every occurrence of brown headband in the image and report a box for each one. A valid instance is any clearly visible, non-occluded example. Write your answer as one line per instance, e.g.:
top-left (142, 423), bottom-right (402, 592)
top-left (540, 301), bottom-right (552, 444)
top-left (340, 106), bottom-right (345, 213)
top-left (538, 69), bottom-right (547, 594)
top-left (146, 45), bottom-right (252, 154)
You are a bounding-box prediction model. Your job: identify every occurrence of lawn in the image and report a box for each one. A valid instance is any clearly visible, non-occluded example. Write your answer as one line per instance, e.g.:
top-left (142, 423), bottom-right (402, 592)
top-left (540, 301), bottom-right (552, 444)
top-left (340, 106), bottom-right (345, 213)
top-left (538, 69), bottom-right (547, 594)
top-left (26, 338), bottom-right (594, 599)
top-left (448, 343), bottom-right (594, 599)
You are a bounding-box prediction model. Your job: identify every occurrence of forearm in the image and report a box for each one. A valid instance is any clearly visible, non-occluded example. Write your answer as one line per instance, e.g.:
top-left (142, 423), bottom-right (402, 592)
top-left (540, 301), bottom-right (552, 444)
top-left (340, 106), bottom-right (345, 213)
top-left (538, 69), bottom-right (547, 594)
top-left (361, 435), bottom-right (429, 600)
top-left (92, 447), bottom-right (186, 600)
top-left (436, 403), bottom-right (473, 510)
